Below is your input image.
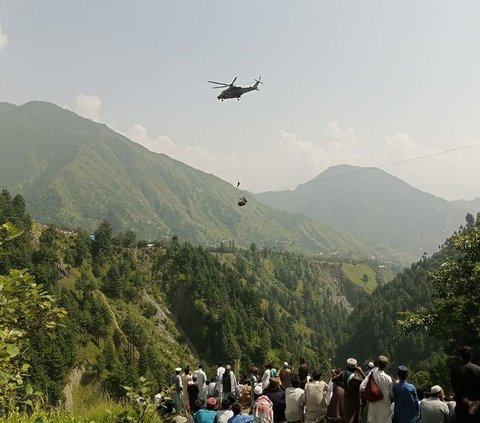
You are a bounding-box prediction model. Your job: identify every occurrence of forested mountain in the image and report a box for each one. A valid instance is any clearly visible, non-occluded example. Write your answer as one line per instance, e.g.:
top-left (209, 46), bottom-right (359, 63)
top-left (335, 216), bottom-right (480, 392)
top-left (336, 254), bottom-right (442, 369)
top-left (3, 188), bottom-right (480, 409)
top-left (0, 101), bottom-right (383, 259)
top-left (1, 190), bottom-right (383, 407)
top-left (256, 164), bottom-right (466, 256)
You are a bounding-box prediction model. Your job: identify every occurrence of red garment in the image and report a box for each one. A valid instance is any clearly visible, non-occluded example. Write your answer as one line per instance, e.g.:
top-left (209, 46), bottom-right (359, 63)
top-left (253, 395), bottom-right (274, 423)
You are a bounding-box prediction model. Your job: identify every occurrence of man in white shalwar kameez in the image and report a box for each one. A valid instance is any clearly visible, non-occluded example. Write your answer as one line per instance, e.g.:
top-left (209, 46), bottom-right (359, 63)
top-left (193, 363), bottom-right (208, 401)
top-left (360, 355), bottom-right (393, 423)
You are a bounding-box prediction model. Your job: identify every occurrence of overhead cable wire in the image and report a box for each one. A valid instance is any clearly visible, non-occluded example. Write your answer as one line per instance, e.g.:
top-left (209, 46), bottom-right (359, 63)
top-left (267, 142), bottom-right (480, 192)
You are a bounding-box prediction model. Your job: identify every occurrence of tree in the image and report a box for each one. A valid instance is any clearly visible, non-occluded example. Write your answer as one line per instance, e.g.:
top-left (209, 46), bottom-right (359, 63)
top-left (0, 193), bottom-right (33, 273)
top-left (32, 226), bottom-right (62, 287)
top-left (465, 212), bottom-right (475, 229)
top-left (74, 271), bottom-right (97, 299)
top-left (91, 220), bottom-right (113, 266)
top-left (73, 228), bottom-right (91, 266)
top-left (398, 222), bottom-right (480, 353)
top-left (0, 223), bottom-right (66, 415)
top-left (115, 230), bottom-right (137, 248)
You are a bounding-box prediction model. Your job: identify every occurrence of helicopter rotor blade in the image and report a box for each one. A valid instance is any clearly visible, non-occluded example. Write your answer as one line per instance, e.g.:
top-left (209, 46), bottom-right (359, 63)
top-left (230, 77), bottom-right (237, 86)
top-left (208, 80), bottom-right (230, 85)
top-left (212, 85), bottom-right (228, 89)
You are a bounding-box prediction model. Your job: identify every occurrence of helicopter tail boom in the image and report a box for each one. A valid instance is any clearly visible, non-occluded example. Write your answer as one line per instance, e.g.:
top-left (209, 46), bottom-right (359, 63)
top-left (253, 76), bottom-right (263, 90)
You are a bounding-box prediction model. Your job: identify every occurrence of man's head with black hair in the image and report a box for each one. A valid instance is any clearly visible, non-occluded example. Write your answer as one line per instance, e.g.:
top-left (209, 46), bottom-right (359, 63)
top-left (397, 365), bottom-right (408, 380)
top-left (291, 376), bottom-right (301, 388)
top-left (458, 346), bottom-right (473, 363)
top-left (232, 403), bottom-right (242, 416)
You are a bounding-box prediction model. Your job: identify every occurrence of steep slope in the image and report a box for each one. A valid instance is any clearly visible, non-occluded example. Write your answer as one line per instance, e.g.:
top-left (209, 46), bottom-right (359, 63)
top-left (256, 164), bottom-right (466, 255)
top-left (1, 192), bottom-right (383, 404)
top-left (0, 101), bottom-right (378, 258)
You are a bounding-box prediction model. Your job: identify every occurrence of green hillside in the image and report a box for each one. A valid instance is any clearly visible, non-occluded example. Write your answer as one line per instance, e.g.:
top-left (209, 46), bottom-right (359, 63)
top-left (0, 190), bottom-right (382, 409)
top-left (3, 193), bottom-right (480, 419)
top-left (256, 164), bottom-right (466, 257)
top-left (341, 263), bottom-right (377, 293)
top-left (0, 101), bottom-right (387, 260)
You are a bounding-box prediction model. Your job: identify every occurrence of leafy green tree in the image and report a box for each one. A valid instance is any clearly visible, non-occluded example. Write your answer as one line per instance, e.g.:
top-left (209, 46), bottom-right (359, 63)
top-left (0, 224), bottom-right (66, 415)
top-left (118, 376), bottom-right (162, 423)
top-left (399, 222), bottom-right (480, 353)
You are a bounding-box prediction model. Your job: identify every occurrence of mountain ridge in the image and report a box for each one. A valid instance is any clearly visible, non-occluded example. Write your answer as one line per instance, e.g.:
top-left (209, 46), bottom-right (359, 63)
top-left (0, 101), bottom-right (385, 260)
top-left (256, 163), bottom-right (466, 255)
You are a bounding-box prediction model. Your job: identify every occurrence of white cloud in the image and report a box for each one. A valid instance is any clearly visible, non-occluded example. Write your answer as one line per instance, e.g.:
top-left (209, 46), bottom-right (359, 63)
top-left (125, 122), bottom-right (366, 193)
top-left (385, 132), bottom-right (433, 160)
top-left (327, 120), bottom-right (358, 146)
top-left (73, 94), bottom-right (102, 122)
top-left (123, 122), bottom-right (480, 200)
top-left (125, 124), bottom-right (238, 175)
top-left (0, 26), bottom-right (8, 50)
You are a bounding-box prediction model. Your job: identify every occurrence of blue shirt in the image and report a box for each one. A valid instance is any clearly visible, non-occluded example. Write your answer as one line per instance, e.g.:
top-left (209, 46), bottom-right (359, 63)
top-left (228, 413), bottom-right (255, 423)
top-left (194, 408), bottom-right (217, 423)
top-left (392, 380), bottom-right (419, 423)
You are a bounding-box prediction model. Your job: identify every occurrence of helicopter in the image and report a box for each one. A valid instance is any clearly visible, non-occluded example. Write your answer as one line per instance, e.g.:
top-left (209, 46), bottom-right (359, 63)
top-left (208, 76), bottom-right (263, 101)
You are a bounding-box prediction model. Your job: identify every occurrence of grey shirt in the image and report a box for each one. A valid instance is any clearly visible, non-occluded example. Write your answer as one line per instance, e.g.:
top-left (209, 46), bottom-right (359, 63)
top-left (419, 397), bottom-right (450, 423)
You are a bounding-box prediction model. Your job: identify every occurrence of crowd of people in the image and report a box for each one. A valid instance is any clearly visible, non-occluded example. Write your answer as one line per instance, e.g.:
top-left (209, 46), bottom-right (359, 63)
top-left (159, 346), bottom-right (480, 423)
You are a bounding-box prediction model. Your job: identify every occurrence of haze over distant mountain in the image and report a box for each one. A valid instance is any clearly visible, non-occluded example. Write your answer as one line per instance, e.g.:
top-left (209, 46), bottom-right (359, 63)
top-left (0, 101), bottom-right (381, 258)
top-left (256, 164), bottom-right (467, 255)
top-left (451, 197), bottom-right (480, 215)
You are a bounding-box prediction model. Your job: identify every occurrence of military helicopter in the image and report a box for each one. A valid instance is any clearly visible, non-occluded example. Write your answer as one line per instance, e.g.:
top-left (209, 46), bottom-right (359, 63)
top-left (208, 76), bottom-right (263, 101)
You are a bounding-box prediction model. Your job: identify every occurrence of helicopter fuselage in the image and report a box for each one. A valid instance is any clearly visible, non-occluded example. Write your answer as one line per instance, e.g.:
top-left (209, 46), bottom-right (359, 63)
top-left (209, 77), bottom-right (262, 100)
top-left (217, 82), bottom-right (260, 101)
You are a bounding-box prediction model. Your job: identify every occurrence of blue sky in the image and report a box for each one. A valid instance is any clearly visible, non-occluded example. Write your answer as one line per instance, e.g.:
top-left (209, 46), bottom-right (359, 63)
top-left (1, 1), bottom-right (480, 200)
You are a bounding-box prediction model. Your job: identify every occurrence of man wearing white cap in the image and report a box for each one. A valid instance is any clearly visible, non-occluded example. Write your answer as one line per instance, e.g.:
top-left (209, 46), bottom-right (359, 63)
top-left (332, 358), bottom-right (365, 423)
top-left (253, 384), bottom-right (274, 423)
top-left (419, 385), bottom-right (449, 423)
top-left (221, 364), bottom-right (237, 400)
top-left (171, 367), bottom-right (183, 414)
top-left (279, 362), bottom-right (292, 388)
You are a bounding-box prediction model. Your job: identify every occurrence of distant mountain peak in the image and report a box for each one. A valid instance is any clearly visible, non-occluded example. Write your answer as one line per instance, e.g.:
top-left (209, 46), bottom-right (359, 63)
top-left (256, 163), bottom-right (465, 255)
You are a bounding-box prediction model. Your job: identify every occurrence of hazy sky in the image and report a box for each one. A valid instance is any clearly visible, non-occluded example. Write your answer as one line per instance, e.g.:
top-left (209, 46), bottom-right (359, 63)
top-left (2, 1), bottom-right (480, 200)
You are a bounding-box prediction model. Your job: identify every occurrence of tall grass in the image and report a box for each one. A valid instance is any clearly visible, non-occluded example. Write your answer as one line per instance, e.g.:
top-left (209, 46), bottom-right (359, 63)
top-left (1, 410), bottom-right (117, 422)
top-left (1, 388), bottom-right (123, 422)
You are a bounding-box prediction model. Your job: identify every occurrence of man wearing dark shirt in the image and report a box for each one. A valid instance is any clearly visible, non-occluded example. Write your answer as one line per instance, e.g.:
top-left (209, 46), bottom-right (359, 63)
top-left (451, 346), bottom-right (480, 423)
top-left (299, 358), bottom-right (309, 390)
